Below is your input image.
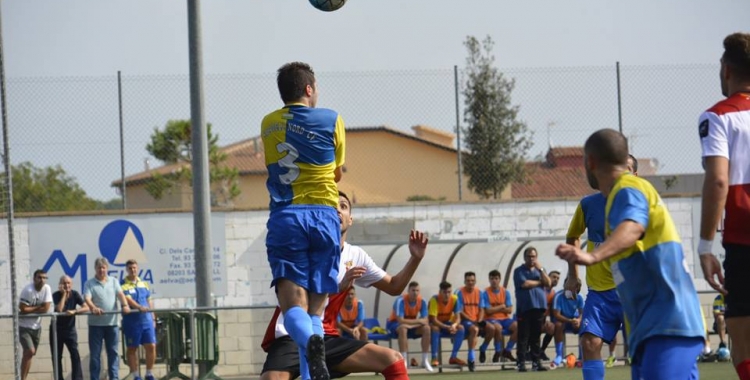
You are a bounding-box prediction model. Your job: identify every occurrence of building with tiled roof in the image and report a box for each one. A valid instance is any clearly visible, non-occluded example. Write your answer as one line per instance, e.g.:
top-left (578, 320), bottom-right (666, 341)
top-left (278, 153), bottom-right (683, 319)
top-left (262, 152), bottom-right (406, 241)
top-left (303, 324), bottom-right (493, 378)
top-left (113, 128), bottom-right (659, 210)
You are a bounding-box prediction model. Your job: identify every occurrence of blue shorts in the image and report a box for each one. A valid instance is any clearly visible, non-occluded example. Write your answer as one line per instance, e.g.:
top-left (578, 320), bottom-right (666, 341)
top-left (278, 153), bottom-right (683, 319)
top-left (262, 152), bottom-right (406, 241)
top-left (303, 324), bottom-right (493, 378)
top-left (580, 289), bottom-right (623, 344)
top-left (386, 320), bottom-right (424, 339)
top-left (123, 323), bottom-right (156, 348)
top-left (485, 318), bottom-right (514, 333)
top-left (266, 206), bottom-right (341, 294)
top-left (630, 336), bottom-right (703, 380)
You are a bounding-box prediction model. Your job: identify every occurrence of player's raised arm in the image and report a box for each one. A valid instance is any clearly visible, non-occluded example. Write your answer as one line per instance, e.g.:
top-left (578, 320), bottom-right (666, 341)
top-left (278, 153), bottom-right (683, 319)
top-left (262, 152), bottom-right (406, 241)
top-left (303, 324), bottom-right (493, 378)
top-left (371, 230), bottom-right (428, 296)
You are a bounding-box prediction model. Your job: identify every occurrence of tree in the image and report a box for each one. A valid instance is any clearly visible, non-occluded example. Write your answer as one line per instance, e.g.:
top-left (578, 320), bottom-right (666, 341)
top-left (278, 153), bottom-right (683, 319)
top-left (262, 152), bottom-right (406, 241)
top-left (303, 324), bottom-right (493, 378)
top-left (461, 35), bottom-right (532, 199)
top-left (145, 119), bottom-right (240, 207)
top-left (1, 162), bottom-right (103, 212)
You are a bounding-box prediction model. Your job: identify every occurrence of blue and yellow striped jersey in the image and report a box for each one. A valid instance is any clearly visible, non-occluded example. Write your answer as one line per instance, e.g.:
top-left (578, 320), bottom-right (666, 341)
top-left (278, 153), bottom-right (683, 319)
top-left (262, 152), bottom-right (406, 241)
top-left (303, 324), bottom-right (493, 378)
top-left (566, 193), bottom-right (616, 291)
top-left (261, 104), bottom-right (346, 210)
top-left (605, 173), bottom-right (704, 358)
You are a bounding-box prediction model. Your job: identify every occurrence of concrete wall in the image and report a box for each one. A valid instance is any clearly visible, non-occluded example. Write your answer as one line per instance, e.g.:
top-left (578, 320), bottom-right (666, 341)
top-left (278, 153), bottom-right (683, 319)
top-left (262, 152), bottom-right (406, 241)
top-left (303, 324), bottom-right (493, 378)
top-left (0, 195), bottom-right (722, 378)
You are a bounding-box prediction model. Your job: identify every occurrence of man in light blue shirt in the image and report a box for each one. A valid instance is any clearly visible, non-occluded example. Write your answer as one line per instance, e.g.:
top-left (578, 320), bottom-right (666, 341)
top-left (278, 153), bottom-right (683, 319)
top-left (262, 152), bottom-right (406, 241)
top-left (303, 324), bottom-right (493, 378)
top-left (84, 257), bottom-right (130, 380)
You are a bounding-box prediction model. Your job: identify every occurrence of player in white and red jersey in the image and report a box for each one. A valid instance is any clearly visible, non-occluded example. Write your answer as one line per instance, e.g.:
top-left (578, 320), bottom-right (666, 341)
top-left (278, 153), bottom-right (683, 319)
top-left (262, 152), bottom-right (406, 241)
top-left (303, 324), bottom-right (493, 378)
top-left (261, 191), bottom-right (431, 380)
top-left (698, 32), bottom-right (750, 380)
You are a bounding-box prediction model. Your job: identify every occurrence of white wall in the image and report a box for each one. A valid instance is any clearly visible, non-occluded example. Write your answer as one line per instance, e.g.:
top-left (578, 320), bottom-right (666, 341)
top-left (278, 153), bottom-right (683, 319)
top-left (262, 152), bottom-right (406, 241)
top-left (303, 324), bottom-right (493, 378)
top-left (0, 195), bottom-right (719, 378)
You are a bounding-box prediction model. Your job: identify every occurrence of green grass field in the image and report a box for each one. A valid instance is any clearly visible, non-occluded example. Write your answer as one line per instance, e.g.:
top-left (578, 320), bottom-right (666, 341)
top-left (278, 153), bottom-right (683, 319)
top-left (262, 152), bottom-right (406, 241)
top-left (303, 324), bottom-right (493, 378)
top-left (349, 362), bottom-right (735, 380)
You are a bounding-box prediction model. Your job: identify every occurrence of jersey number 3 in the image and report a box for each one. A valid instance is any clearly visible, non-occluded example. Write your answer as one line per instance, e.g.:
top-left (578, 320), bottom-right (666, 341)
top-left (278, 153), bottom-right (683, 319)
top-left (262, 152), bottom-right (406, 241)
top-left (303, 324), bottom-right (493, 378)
top-left (276, 142), bottom-right (300, 184)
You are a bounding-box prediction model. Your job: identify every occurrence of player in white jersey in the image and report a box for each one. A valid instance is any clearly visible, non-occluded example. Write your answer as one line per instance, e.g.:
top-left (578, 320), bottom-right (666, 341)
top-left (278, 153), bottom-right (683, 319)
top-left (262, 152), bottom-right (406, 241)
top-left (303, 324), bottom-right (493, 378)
top-left (697, 32), bottom-right (750, 380)
top-left (261, 192), bottom-right (432, 380)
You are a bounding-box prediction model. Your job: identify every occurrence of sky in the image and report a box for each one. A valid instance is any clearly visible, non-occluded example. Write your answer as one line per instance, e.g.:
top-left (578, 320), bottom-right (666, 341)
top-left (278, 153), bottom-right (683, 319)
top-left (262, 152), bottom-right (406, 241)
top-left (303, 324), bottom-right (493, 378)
top-left (3, 0), bottom-right (750, 201)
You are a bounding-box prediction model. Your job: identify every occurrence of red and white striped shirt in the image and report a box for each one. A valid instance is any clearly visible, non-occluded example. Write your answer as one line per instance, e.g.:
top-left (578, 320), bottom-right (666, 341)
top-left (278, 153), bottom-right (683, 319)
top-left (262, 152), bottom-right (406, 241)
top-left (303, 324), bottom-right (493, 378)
top-left (700, 92), bottom-right (750, 246)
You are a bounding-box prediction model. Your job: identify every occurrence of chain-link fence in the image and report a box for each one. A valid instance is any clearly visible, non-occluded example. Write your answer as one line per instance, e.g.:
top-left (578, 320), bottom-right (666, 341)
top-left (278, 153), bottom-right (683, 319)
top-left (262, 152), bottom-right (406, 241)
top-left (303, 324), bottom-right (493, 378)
top-left (3, 63), bottom-right (719, 212)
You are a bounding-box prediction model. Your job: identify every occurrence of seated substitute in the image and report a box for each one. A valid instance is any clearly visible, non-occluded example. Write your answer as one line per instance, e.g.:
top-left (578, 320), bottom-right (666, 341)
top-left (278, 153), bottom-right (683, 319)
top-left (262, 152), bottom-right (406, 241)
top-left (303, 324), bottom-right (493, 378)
top-left (428, 281), bottom-right (467, 367)
top-left (550, 278), bottom-right (584, 368)
top-left (337, 288), bottom-right (368, 342)
top-left (480, 269), bottom-right (518, 363)
top-left (386, 281), bottom-right (432, 370)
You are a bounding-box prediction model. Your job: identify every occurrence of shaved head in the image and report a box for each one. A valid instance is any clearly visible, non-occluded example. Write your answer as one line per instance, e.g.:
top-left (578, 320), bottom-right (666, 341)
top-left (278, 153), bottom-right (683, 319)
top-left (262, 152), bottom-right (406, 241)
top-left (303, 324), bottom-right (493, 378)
top-left (584, 129), bottom-right (629, 167)
top-left (583, 129), bottom-right (629, 189)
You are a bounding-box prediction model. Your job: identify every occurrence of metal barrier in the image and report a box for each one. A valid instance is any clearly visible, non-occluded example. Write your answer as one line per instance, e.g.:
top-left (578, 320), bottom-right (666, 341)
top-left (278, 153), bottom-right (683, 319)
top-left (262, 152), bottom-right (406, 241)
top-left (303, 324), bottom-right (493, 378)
top-left (0, 305), bottom-right (274, 380)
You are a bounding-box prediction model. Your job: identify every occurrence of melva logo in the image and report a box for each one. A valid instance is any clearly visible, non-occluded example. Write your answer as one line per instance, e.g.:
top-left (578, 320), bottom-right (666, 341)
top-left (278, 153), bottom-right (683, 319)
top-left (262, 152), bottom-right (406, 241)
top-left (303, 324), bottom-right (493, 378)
top-left (42, 219), bottom-right (154, 289)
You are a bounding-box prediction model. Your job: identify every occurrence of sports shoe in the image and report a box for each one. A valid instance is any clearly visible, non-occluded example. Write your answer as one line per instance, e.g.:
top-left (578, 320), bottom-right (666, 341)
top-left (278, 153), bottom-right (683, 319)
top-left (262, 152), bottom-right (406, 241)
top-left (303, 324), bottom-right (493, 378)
top-left (145, 375), bottom-right (156, 380)
top-left (131, 376), bottom-right (142, 380)
top-left (517, 363), bottom-right (527, 372)
top-left (448, 357), bottom-right (467, 366)
top-left (699, 352), bottom-right (717, 363)
top-left (553, 355), bottom-right (563, 367)
top-left (431, 358), bottom-right (439, 367)
top-left (532, 361), bottom-right (548, 371)
top-left (479, 350), bottom-right (486, 363)
top-left (422, 358), bottom-right (435, 372)
top-left (501, 349), bottom-right (516, 362)
top-left (410, 358), bottom-right (419, 367)
top-left (492, 351), bottom-right (502, 363)
top-left (605, 355), bottom-right (616, 368)
top-left (540, 352), bottom-right (550, 361)
top-left (468, 360), bottom-right (475, 372)
top-left (306, 335), bottom-right (330, 380)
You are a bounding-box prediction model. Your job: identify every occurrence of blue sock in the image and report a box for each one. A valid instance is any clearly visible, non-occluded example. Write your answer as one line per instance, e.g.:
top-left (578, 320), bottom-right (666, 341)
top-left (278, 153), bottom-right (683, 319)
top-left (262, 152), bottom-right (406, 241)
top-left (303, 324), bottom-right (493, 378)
top-left (431, 331), bottom-right (440, 358)
top-left (468, 348), bottom-right (475, 362)
top-left (452, 329), bottom-right (465, 357)
top-left (310, 314), bottom-right (323, 337)
top-left (299, 347), bottom-right (310, 380)
top-left (495, 340), bottom-right (503, 352)
top-left (582, 359), bottom-right (605, 380)
top-left (283, 307), bottom-right (313, 380)
top-left (480, 341), bottom-right (489, 352)
top-left (506, 340), bottom-right (515, 351)
top-left (555, 342), bottom-right (564, 357)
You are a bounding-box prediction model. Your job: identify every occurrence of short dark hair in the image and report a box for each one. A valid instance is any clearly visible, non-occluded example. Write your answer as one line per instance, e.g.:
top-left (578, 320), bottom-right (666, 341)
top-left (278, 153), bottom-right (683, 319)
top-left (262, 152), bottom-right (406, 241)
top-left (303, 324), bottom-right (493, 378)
top-left (408, 281), bottom-right (419, 288)
top-left (723, 32), bottom-right (750, 80)
top-left (584, 129), bottom-right (629, 168)
top-left (339, 191), bottom-right (352, 210)
top-left (488, 270), bottom-right (501, 278)
top-left (628, 154), bottom-right (639, 174)
top-left (549, 270), bottom-right (561, 277)
top-left (277, 62), bottom-right (316, 104)
top-left (126, 259), bottom-right (138, 266)
top-left (464, 271), bottom-right (476, 279)
top-left (439, 281), bottom-right (452, 291)
top-left (33, 269), bottom-right (46, 279)
top-left (523, 246), bottom-right (537, 258)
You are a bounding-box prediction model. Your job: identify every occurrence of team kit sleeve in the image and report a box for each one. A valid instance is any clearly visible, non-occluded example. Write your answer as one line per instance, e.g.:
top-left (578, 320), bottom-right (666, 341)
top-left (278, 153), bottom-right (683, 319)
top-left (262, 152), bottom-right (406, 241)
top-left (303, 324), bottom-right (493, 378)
top-left (608, 188), bottom-right (650, 231)
top-left (505, 290), bottom-right (513, 306)
top-left (419, 300), bottom-right (428, 318)
top-left (699, 111), bottom-right (729, 159)
top-left (480, 291), bottom-right (490, 308)
top-left (334, 114), bottom-right (346, 168)
top-left (396, 298), bottom-right (406, 318)
top-left (428, 297), bottom-right (438, 317)
top-left (566, 203), bottom-right (586, 239)
top-left (353, 249), bottom-right (387, 287)
top-left (453, 295), bottom-right (462, 314)
top-left (356, 301), bottom-right (365, 324)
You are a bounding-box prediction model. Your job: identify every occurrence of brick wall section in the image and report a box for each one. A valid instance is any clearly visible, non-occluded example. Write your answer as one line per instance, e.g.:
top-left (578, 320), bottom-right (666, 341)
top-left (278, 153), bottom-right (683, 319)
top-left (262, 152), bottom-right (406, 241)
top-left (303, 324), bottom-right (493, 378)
top-left (0, 196), bottom-right (715, 378)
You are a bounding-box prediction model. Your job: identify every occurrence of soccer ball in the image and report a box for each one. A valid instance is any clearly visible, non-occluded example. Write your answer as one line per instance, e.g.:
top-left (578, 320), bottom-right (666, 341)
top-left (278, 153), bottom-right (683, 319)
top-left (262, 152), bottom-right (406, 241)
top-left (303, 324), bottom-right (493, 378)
top-left (309, 0), bottom-right (347, 12)
top-left (717, 347), bottom-right (731, 362)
